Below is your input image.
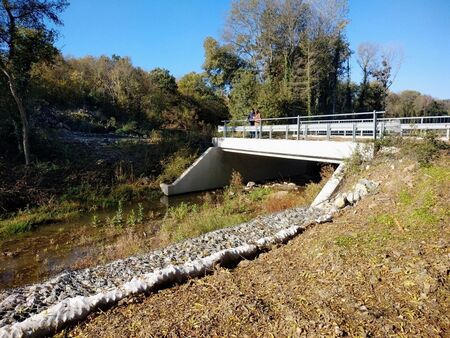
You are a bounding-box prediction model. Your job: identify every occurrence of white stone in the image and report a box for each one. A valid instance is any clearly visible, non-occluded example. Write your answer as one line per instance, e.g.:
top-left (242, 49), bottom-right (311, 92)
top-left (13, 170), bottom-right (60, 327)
top-left (334, 194), bottom-right (347, 209)
top-left (354, 183), bottom-right (368, 197)
top-left (346, 192), bottom-right (354, 204)
top-left (246, 181), bottom-right (256, 188)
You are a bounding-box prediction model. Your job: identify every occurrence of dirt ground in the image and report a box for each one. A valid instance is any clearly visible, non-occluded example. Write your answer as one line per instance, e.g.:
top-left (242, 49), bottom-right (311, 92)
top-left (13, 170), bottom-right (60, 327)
top-left (60, 151), bottom-right (450, 337)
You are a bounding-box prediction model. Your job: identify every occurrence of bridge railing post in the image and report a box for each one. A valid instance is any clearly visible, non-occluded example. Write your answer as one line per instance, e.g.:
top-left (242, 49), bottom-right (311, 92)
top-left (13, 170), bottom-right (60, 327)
top-left (223, 122), bottom-right (227, 138)
top-left (242, 124), bottom-right (245, 138)
top-left (285, 125), bottom-right (288, 139)
top-left (269, 125), bottom-right (273, 139)
top-left (373, 110), bottom-right (378, 140)
top-left (259, 121), bottom-right (263, 139)
top-left (326, 123), bottom-right (331, 140)
top-left (352, 122), bottom-right (356, 142)
top-left (297, 115), bottom-right (300, 140)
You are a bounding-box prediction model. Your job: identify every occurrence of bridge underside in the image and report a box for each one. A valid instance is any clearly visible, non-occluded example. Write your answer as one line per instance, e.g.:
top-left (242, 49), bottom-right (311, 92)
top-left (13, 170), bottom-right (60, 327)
top-left (161, 148), bottom-right (323, 196)
top-left (160, 138), bottom-right (364, 196)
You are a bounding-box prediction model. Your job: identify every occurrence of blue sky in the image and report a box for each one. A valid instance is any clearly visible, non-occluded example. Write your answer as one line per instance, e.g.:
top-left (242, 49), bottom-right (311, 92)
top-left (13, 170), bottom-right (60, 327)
top-left (58, 0), bottom-right (450, 99)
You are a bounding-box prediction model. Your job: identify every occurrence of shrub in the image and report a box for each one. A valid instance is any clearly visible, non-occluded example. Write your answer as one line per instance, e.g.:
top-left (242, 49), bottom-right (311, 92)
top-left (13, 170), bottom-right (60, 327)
top-left (263, 193), bottom-right (299, 213)
top-left (344, 146), bottom-right (364, 173)
top-left (401, 132), bottom-right (448, 166)
top-left (158, 148), bottom-right (197, 183)
top-left (116, 121), bottom-right (140, 135)
top-left (228, 170), bottom-right (244, 193)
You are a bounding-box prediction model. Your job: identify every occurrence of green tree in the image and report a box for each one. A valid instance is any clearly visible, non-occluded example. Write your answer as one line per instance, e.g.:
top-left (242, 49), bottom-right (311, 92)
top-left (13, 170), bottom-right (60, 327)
top-left (0, 0), bottom-right (68, 164)
top-left (178, 72), bottom-right (228, 126)
top-left (203, 37), bottom-right (244, 91)
top-left (145, 67), bottom-right (179, 127)
top-left (229, 70), bottom-right (260, 119)
top-left (386, 90), bottom-right (449, 117)
top-left (224, 0), bottom-right (350, 117)
top-left (148, 67), bottom-right (178, 93)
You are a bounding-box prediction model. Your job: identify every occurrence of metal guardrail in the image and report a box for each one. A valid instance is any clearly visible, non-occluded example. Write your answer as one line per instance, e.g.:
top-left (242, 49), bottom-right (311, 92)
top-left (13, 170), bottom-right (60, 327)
top-left (218, 111), bottom-right (450, 141)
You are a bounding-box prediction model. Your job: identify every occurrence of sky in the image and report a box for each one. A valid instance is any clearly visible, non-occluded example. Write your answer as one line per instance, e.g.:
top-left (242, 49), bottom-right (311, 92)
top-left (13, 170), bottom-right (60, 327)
top-left (58, 0), bottom-right (450, 99)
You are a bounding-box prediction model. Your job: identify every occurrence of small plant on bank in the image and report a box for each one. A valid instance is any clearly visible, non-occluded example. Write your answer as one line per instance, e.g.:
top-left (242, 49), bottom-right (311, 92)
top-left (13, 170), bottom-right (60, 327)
top-left (91, 214), bottom-right (101, 227)
top-left (158, 148), bottom-right (197, 183)
top-left (105, 200), bottom-right (124, 228)
top-left (248, 187), bottom-right (270, 201)
top-left (168, 202), bottom-right (191, 221)
top-left (112, 200), bottom-right (124, 227)
top-left (127, 209), bottom-right (137, 226)
top-left (344, 145), bottom-right (364, 174)
top-left (229, 170), bottom-right (244, 190)
top-left (105, 216), bottom-right (114, 227)
top-left (407, 132), bottom-right (448, 166)
top-left (375, 133), bottom-right (448, 167)
top-left (137, 203), bottom-right (144, 223)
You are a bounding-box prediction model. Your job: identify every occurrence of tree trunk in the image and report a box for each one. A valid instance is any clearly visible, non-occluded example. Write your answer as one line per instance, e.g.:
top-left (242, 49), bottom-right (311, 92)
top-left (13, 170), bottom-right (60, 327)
top-left (358, 68), bottom-right (368, 112)
top-left (3, 69), bottom-right (31, 165)
top-left (11, 84), bottom-right (31, 165)
top-left (12, 119), bottom-right (23, 153)
top-left (306, 42), bottom-right (312, 116)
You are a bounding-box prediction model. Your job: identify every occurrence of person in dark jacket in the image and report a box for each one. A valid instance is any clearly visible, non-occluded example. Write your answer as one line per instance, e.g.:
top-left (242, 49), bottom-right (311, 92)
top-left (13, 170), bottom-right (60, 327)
top-left (247, 108), bottom-right (255, 138)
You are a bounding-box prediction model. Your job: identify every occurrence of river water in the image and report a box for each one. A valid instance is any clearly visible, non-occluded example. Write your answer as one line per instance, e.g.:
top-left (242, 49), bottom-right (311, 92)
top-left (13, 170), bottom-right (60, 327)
top-left (0, 192), bottom-right (217, 290)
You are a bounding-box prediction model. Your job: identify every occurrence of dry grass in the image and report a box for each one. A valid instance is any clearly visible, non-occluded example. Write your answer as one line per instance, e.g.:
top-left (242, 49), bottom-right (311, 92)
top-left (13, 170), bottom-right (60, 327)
top-left (70, 227), bottom-right (161, 271)
top-left (60, 150), bottom-right (450, 338)
top-left (262, 165), bottom-right (334, 213)
top-left (262, 192), bottom-right (301, 213)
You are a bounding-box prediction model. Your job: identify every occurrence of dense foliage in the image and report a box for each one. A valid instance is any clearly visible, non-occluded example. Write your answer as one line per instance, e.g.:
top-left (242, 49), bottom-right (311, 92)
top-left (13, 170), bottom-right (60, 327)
top-left (1, 0), bottom-right (449, 164)
top-left (29, 55), bottom-right (228, 129)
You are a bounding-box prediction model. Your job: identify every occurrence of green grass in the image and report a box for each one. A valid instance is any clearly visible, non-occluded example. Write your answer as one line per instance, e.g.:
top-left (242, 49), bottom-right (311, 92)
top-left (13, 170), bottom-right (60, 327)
top-left (160, 176), bottom-right (330, 244)
top-left (161, 192), bottom-right (254, 243)
top-left (0, 181), bottom-right (161, 237)
top-left (334, 235), bottom-right (357, 248)
top-left (332, 155), bottom-right (449, 253)
top-left (0, 201), bottom-right (81, 237)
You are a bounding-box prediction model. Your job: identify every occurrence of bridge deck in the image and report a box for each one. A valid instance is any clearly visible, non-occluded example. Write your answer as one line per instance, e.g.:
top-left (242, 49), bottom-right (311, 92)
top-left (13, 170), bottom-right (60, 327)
top-left (212, 138), bottom-right (366, 164)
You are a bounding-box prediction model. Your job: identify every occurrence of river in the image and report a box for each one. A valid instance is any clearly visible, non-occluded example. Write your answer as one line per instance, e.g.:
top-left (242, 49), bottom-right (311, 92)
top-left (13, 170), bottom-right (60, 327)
top-left (0, 191), bottom-right (218, 290)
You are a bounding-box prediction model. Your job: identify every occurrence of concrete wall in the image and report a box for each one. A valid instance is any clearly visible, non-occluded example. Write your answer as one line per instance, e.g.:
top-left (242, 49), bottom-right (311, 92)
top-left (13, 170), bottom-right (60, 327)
top-left (160, 147), bottom-right (228, 196)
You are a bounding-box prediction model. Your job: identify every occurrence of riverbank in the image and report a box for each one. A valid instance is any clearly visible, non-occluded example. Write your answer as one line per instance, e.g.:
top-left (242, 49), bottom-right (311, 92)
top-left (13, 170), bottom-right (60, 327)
top-left (61, 144), bottom-right (449, 337)
top-left (0, 130), bottom-right (210, 237)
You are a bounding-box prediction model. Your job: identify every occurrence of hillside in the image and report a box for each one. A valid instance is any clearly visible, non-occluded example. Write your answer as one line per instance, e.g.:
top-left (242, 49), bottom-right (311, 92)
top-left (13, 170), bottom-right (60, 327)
top-left (61, 142), bottom-right (450, 337)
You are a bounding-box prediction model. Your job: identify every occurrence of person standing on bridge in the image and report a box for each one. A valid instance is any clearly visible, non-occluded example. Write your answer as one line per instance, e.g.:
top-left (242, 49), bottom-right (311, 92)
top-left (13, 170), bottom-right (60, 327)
top-left (247, 108), bottom-right (256, 138)
top-left (254, 109), bottom-right (261, 138)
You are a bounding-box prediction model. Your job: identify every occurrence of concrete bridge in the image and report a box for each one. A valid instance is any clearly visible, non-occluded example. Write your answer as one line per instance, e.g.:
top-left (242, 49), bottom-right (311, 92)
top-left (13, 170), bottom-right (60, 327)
top-left (160, 112), bottom-right (449, 196)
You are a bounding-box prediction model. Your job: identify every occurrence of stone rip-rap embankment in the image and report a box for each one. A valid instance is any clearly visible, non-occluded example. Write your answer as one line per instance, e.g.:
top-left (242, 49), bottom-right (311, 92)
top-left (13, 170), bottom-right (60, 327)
top-left (0, 178), bottom-right (378, 338)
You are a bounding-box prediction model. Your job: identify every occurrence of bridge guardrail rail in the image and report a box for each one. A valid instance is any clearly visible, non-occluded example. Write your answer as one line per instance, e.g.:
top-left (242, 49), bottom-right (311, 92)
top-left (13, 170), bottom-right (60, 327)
top-left (218, 111), bottom-right (450, 141)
